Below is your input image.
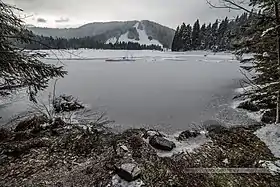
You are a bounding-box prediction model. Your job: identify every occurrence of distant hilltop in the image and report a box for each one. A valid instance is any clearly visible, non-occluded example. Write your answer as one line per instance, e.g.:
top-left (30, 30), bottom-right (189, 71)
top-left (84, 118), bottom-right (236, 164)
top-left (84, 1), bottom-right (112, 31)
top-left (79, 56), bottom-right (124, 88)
top-left (28, 20), bottom-right (175, 49)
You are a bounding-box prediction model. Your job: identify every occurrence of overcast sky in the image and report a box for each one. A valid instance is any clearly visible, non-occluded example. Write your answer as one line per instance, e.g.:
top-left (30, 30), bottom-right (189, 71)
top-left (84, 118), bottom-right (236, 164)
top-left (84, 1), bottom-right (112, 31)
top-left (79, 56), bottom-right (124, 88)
top-left (4, 0), bottom-right (243, 29)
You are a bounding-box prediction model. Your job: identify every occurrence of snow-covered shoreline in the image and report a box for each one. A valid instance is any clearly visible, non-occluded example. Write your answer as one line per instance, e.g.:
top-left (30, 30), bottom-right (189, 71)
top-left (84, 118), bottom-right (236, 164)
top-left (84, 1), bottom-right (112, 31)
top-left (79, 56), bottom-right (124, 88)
top-left (232, 86), bottom-right (280, 174)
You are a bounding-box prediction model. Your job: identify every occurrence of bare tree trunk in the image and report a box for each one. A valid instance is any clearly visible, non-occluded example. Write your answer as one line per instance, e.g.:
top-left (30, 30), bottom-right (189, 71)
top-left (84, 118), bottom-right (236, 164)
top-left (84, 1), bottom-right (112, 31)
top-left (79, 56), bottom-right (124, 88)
top-left (275, 1), bottom-right (280, 124)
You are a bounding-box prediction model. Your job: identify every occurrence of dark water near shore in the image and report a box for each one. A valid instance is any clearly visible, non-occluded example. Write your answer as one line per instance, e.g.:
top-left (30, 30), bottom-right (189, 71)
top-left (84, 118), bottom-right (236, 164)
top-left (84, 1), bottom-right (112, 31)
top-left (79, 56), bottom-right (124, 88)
top-left (0, 50), bottom-right (255, 133)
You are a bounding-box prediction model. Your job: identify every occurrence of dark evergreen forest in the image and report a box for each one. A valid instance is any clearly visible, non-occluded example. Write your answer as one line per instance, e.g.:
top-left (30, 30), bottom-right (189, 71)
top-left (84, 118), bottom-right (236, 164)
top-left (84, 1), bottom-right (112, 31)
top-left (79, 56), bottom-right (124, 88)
top-left (24, 35), bottom-right (163, 51)
top-left (172, 13), bottom-right (251, 52)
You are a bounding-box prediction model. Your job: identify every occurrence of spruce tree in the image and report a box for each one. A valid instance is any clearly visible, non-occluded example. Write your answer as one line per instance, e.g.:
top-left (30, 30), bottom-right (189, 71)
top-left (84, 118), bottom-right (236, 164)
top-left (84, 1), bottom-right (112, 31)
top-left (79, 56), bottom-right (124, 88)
top-left (200, 24), bottom-right (207, 50)
top-left (231, 0), bottom-right (280, 122)
top-left (179, 23), bottom-right (188, 51)
top-left (172, 26), bottom-right (180, 51)
top-left (180, 23), bottom-right (192, 51)
top-left (217, 17), bottom-right (229, 51)
top-left (205, 23), bottom-right (212, 50)
top-left (192, 19), bottom-right (201, 49)
top-left (185, 24), bottom-right (193, 50)
top-left (211, 19), bottom-right (219, 51)
top-left (0, 1), bottom-right (66, 101)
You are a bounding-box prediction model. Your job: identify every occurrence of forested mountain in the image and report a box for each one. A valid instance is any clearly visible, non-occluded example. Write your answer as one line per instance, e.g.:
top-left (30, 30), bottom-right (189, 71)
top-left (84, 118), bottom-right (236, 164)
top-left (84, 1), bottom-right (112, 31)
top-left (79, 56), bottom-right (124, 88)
top-left (172, 13), bottom-right (250, 51)
top-left (28, 20), bottom-right (175, 49)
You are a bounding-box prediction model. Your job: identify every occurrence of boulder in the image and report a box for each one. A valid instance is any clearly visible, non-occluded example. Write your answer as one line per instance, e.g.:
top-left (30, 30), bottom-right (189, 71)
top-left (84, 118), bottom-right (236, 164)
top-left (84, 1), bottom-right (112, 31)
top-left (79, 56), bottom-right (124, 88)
top-left (116, 163), bottom-right (141, 182)
top-left (261, 110), bottom-right (276, 124)
top-left (237, 101), bottom-right (260, 112)
top-left (149, 136), bottom-right (176, 151)
top-left (177, 130), bottom-right (200, 141)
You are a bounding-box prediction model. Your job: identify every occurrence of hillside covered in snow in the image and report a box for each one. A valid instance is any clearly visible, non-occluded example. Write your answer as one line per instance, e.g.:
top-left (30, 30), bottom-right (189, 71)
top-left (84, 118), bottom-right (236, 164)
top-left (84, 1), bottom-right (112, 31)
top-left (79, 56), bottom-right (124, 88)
top-left (28, 20), bottom-right (175, 48)
top-left (105, 22), bottom-right (163, 48)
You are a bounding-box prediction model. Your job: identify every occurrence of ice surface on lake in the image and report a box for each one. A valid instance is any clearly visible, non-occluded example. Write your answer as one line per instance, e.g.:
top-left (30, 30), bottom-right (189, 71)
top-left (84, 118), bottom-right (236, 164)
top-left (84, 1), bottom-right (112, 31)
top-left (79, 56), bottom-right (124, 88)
top-left (1, 50), bottom-right (246, 132)
top-left (41, 49), bottom-right (237, 62)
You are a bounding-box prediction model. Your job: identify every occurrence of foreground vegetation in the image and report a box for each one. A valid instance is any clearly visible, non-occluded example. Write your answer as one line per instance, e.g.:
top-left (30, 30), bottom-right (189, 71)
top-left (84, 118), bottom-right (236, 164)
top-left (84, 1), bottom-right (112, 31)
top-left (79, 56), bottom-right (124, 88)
top-left (0, 116), bottom-right (279, 187)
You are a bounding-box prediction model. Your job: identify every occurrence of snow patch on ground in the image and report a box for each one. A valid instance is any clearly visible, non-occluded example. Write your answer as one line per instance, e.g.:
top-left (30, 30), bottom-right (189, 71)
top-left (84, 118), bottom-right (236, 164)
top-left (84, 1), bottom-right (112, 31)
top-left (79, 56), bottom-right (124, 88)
top-left (231, 100), bottom-right (244, 109)
top-left (232, 87), bottom-right (266, 122)
top-left (246, 111), bottom-right (263, 122)
top-left (261, 160), bottom-right (280, 175)
top-left (231, 98), bottom-right (263, 122)
top-left (107, 175), bottom-right (144, 187)
top-left (233, 87), bottom-right (280, 174)
top-left (255, 124), bottom-right (280, 158)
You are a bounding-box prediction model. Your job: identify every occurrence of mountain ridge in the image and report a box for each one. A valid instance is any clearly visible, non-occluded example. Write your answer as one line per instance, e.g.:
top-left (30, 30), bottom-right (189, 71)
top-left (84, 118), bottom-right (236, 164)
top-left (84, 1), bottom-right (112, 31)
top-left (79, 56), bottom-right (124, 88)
top-left (28, 20), bottom-right (175, 48)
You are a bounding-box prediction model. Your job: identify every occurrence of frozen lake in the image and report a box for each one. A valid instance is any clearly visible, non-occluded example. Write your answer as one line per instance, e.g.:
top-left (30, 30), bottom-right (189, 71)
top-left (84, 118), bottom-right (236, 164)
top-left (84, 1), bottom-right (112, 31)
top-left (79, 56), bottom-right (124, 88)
top-left (0, 50), bottom-right (253, 133)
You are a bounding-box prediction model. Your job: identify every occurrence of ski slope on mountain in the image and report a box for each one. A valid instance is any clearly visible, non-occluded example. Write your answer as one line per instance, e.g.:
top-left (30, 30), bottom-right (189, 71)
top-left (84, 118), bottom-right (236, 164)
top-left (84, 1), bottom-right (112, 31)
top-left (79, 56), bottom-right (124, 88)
top-left (106, 22), bottom-right (163, 47)
top-left (105, 37), bottom-right (118, 44)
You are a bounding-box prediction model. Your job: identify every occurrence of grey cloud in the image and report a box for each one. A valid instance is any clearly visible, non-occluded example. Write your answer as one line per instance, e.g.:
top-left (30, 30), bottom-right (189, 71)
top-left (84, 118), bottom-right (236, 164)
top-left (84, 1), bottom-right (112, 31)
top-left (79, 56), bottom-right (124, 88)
top-left (55, 18), bottom-right (70, 23)
top-left (3, 0), bottom-right (243, 28)
top-left (37, 18), bottom-right (47, 23)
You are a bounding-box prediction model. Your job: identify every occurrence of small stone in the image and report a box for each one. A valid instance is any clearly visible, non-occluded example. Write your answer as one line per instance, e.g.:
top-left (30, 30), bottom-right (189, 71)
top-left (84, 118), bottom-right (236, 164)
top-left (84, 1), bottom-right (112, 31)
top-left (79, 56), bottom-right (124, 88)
top-left (149, 136), bottom-right (176, 151)
top-left (116, 163), bottom-right (141, 182)
top-left (120, 145), bottom-right (129, 152)
top-left (223, 158), bottom-right (229, 164)
top-left (263, 52), bottom-right (269, 58)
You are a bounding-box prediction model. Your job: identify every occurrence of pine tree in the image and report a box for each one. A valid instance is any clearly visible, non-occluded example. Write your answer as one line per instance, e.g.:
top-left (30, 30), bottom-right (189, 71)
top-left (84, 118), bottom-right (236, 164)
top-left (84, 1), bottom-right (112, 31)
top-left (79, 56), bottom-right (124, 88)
top-left (180, 23), bottom-right (187, 48)
top-left (232, 0), bottom-right (280, 122)
top-left (176, 24), bottom-right (185, 51)
top-left (179, 23), bottom-right (192, 51)
top-left (200, 24), bottom-right (207, 50)
top-left (0, 1), bottom-right (66, 101)
top-left (172, 26), bottom-right (180, 51)
top-left (205, 23), bottom-right (212, 49)
top-left (192, 19), bottom-right (201, 49)
top-left (185, 24), bottom-right (193, 50)
top-left (179, 23), bottom-right (187, 51)
top-left (211, 19), bottom-right (219, 51)
top-left (217, 17), bottom-right (229, 50)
